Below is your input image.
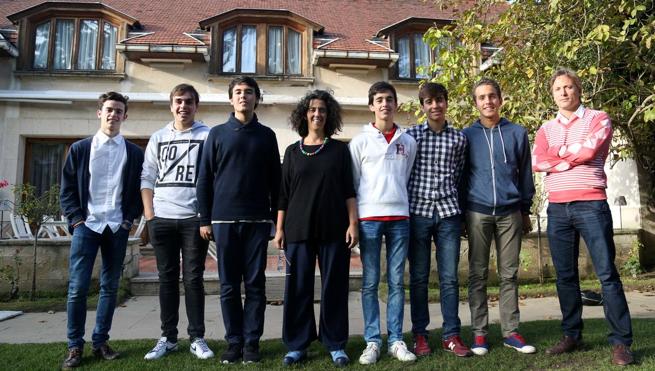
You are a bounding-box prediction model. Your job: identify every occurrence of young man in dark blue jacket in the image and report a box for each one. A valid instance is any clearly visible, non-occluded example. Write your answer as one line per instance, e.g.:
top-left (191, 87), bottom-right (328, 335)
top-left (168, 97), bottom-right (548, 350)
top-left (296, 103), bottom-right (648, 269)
top-left (462, 78), bottom-right (535, 356)
top-left (196, 76), bottom-right (281, 364)
top-left (60, 92), bottom-right (144, 368)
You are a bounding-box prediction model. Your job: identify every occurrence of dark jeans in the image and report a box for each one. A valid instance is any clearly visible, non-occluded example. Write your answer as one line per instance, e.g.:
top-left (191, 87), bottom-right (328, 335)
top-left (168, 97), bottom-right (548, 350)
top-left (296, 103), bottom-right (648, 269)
top-left (213, 222), bottom-right (269, 346)
top-left (67, 224), bottom-right (129, 349)
top-left (283, 240), bottom-right (350, 351)
top-left (409, 213), bottom-right (462, 339)
top-left (148, 216), bottom-right (208, 342)
top-left (547, 200), bottom-right (632, 346)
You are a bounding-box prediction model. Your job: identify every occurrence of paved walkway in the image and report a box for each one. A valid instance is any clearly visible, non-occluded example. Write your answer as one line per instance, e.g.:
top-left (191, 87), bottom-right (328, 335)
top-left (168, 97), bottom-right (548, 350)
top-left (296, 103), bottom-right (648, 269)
top-left (1, 291), bottom-right (654, 344)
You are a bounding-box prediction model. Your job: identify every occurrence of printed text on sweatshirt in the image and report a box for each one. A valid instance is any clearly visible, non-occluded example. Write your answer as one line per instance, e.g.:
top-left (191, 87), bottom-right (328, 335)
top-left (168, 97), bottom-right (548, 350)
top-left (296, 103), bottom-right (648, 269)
top-left (532, 106), bottom-right (611, 203)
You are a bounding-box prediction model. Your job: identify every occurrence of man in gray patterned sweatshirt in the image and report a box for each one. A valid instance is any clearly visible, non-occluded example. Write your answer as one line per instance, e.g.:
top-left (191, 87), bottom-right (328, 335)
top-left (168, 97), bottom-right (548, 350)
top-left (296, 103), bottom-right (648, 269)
top-left (140, 83), bottom-right (213, 361)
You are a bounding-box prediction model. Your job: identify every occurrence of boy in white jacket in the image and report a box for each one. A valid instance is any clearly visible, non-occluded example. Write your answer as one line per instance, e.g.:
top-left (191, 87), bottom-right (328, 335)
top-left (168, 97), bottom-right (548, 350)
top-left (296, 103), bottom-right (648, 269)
top-left (141, 84), bottom-right (213, 361)
top-left (349, 81), bottom-right (417, 365)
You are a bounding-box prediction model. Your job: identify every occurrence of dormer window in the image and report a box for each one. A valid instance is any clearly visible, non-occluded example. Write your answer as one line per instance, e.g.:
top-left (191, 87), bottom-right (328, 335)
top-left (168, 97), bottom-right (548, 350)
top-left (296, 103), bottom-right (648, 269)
top-left (217, 23), bottom-right (303, 76)
top-left (397, 33), bottom-right (432, 79)
top-left (8, 2), bottom-right (137, 75)
top-left (201, 9), bottom-right (323, 78)
top-left (32, 18), bottom-right (118, 71)
top-left (377, 17), bottom-right (451, 80)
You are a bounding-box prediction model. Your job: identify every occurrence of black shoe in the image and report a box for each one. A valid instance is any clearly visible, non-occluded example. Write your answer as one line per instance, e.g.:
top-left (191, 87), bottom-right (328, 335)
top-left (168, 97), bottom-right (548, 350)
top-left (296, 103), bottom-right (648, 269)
top-left (243, 342), bottom-right (261, 364)
top-left (221, 343), bottom-right (243, 364)
top-left (92, 343), bottom-right (119, 360)
top-left (62, 347), bottom-right (83, 369)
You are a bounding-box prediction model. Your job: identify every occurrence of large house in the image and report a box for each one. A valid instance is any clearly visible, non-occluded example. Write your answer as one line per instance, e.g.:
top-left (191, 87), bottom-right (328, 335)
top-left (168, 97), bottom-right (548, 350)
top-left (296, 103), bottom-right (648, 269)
top-left (0, 0), bottom-right (641, 229)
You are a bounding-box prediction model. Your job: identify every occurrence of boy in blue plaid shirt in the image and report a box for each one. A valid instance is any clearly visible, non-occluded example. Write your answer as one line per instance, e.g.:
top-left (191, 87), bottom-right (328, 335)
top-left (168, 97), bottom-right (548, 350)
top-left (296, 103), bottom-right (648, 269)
top-left (405, 83), bottom-right (471, 357)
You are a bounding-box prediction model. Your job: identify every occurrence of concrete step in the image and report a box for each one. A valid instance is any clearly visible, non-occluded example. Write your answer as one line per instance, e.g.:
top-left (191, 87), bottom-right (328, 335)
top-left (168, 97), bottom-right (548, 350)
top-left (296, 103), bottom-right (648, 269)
top-left (130, 271), bottom-right (363, 301)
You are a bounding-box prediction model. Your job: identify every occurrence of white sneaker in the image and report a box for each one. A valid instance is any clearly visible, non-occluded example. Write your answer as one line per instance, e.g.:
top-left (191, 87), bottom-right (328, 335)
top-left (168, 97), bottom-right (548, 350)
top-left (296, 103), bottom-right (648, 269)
top-left (359, 342), bottom-right (380, 365)
top-left (190, 338), bottom-right (214, 359)
top-left (144, 337), bottom-right (177, 360)
top-left (388, 340), bottom-right (417, 362)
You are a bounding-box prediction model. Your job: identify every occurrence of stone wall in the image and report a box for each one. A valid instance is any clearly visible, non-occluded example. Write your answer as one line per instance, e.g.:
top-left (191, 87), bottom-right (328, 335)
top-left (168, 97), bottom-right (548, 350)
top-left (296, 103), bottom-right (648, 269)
top-left (443, 229), bottom-right (639, 283)
top-left (0, 238), bottom-right (141, 294)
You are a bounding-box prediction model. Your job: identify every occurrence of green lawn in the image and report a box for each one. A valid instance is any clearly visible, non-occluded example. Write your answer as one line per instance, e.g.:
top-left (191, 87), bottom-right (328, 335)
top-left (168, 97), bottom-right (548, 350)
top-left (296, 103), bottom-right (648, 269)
top-left (378, 277), bottom-right (655, 303)
top-left (1, 319), bottom-right (653, 370)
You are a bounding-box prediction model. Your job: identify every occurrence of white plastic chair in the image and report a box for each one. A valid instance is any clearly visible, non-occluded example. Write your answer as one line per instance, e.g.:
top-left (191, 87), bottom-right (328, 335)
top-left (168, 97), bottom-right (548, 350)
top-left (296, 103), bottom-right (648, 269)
top-left (9, 213), bottom-right (33, 239)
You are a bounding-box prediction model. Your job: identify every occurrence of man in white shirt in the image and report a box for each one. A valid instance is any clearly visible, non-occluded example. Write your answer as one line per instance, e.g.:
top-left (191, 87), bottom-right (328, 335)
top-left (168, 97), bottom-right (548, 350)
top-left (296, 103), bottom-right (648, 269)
top-left (60, 92), bottom-right (144, 368)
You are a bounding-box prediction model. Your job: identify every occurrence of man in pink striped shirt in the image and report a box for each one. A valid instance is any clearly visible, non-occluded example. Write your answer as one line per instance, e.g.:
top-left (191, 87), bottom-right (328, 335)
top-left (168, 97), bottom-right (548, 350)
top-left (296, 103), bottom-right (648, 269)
top-left (532, 68), bottom-right (633, 366)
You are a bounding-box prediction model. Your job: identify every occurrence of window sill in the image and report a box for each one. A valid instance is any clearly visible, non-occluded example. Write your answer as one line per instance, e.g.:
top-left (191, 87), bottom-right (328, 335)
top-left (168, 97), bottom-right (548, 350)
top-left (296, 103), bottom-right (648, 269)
top-left (388, 79), bottom-right (424, 86)
top-left (14, 70), bottom-right (126, 80)
top-left (207, 74), bottom-right (314, 86)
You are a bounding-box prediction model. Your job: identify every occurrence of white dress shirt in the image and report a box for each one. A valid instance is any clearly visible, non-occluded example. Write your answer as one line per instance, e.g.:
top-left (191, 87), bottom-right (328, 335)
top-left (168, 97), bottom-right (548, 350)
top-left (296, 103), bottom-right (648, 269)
top-left (85, 130), bottom-right (127, 234)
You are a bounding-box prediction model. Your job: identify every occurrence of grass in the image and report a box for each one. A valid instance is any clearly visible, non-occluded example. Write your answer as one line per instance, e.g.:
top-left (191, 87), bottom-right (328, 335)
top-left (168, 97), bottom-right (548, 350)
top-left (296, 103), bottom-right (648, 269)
top-left (0, 278), bottom-right (131, 312)
top-left (0, 319), bottom-right (653, 370)
top-left (378, 277), bottom-right (655, 303)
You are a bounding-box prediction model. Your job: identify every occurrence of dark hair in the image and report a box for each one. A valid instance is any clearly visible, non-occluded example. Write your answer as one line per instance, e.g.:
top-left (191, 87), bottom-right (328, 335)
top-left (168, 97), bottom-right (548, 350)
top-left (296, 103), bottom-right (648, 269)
top-left (368, 81), bottom-right (398, 105)
top-left (549, 67), bottom-right (582, 93)
top-left (98, 91), bottom-right (129, 112)
top-left (169, 83), bottom-right (199, 105)
top-left (419, 82), bottom-right (448, 104)
top-left (471, 78), bottom-right (502, 102)
top-left (290, 90), bottom-right (343, 138)
top-left (228, 76), bottom-right (261, 109)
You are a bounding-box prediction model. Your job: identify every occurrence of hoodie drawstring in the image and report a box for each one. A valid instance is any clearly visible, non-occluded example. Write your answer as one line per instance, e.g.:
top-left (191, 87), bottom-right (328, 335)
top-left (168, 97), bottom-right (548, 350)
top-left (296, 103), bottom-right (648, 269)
top-left (498, 124), bottom-right (508, 163)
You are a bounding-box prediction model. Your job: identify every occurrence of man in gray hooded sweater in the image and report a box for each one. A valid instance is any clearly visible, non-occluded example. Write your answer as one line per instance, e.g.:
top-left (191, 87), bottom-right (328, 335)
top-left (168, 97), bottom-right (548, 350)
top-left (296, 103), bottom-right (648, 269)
top-left (141, 83), bottom-right (213, 361)
top-left (462, 78), bottom-right (535, 356)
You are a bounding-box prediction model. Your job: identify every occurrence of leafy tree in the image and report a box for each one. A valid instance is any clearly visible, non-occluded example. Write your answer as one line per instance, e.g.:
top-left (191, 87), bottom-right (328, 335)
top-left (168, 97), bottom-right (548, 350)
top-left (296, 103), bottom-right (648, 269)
top-left (13, 183), bottom-right (61, 301)
top-left (410, 0), bottom-right (653, 188)
top-left (405, 0), bottom-right (654, 264)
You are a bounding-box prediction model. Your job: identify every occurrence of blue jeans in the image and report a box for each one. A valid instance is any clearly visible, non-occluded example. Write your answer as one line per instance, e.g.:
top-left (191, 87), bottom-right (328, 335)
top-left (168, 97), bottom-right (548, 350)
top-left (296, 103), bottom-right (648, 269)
top-left (67, 224), bottom-right (129, 349)
top-left (547, 200), bottom-right (632, 346)
top-left (359, 220), bottom-right (409, 346)
top-left (409, 213), bottom-right (461, 339)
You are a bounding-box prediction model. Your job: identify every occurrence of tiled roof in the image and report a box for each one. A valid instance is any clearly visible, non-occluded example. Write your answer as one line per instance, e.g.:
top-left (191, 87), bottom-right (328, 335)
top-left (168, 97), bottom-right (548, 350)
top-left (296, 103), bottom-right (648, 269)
top-left (0, 0), bottom-right (504, 51)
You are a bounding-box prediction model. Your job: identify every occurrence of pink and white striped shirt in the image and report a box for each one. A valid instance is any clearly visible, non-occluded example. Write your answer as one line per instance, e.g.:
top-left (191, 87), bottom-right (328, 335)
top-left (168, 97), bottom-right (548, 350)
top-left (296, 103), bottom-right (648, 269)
top-left (532, 105), bottom-right (612, 203)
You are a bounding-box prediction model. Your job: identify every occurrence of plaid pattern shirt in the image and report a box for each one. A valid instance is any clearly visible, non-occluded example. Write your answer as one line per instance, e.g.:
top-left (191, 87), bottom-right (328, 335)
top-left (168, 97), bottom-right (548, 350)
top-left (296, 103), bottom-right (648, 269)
top-left (406, 122), bottom-right (467, 219)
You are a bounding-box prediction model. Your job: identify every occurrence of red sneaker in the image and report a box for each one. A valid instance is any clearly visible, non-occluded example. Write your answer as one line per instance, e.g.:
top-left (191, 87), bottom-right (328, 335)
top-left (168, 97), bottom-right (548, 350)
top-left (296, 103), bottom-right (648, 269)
top-left (413, 335), bottom-right (431, 357)
top-left (442, 335), bottom-right (473, 357)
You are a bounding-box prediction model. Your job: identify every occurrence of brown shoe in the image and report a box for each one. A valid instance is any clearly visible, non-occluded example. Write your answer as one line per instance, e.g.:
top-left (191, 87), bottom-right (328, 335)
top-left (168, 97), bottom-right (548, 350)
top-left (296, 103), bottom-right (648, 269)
top-left (545, 336), bottom-right (581, 355)
top-left (612, 344), bottom-right (634, 366)
top-left (92, 343), bottom-right (119, 360)
top-left (62, 347), bottom-right (82, 369)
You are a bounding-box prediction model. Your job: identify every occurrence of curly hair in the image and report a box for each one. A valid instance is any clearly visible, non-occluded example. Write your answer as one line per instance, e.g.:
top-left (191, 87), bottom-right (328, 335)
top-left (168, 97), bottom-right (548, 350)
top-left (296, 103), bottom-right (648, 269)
top-left (290, 90), bottom-right (343, 138)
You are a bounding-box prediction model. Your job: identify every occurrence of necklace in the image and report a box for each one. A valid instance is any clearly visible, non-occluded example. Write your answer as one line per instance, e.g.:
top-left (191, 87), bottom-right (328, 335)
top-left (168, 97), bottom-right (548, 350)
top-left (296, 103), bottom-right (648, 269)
top-left (299, 137), bottom-right (328, 156)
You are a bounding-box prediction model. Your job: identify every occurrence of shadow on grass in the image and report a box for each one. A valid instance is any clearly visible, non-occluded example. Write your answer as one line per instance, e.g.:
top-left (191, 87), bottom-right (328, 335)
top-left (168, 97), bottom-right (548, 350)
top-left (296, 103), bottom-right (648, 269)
top-left (2, 318), bottom-right (653, 370)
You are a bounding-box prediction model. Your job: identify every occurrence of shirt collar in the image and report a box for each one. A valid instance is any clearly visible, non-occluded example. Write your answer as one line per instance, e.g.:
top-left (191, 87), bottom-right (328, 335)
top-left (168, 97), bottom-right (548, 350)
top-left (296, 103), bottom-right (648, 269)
top-left (94, 130), bottom-right (124, 146)
top-left (556, 105), bottom-right (585, 124)
top-left (422, 120), bottom-right (450, 134)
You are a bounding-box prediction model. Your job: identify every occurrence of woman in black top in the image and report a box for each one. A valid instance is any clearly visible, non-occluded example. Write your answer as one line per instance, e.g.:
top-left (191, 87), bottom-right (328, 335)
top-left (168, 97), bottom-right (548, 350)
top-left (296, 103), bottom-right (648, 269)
top-left (274, 90), bottom-right (358, 367)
